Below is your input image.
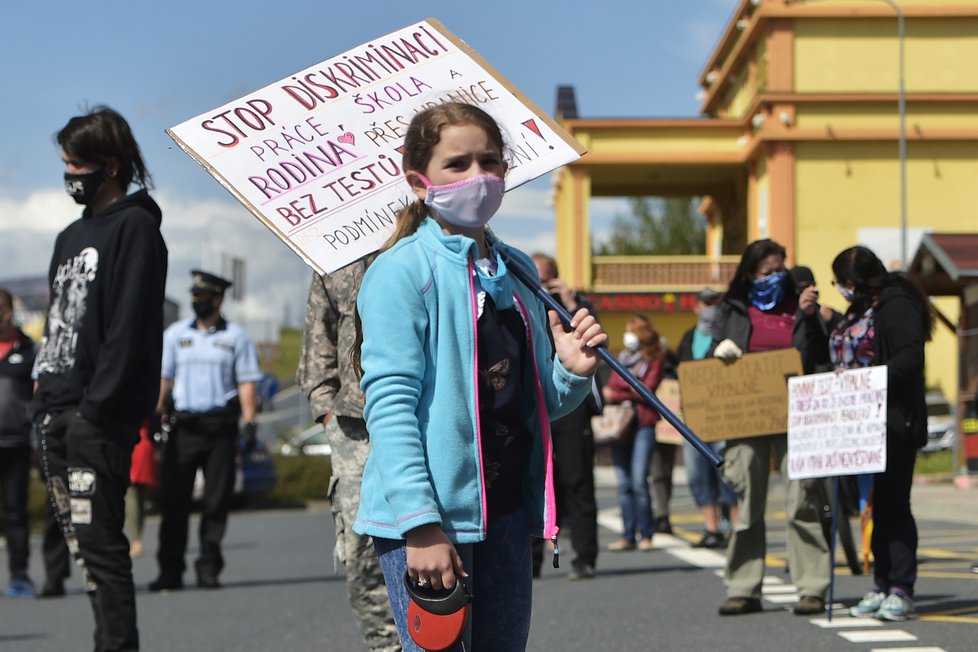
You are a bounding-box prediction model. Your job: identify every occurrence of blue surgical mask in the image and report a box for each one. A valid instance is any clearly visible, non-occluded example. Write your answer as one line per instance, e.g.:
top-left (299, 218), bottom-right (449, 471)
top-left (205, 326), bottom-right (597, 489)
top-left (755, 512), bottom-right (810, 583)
top-left (838, 286), bottom-right (855, 303)
top-left (749, 271), bottom-right (786, 310)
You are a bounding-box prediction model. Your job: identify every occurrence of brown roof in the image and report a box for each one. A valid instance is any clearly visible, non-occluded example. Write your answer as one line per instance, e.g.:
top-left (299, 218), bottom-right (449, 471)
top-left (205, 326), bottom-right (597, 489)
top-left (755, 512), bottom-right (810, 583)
top-left (909, 233), bottom-right (978, 295)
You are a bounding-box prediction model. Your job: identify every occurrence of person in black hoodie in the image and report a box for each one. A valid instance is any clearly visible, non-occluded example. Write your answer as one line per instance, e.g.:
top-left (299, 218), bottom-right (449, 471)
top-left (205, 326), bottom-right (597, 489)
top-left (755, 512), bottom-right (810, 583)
top-left (32, 106), bottom-right (168, 652)
top-left (0, 289), bottom-right (37, 598)
top-left (831, 246), bottom-right (933, 622)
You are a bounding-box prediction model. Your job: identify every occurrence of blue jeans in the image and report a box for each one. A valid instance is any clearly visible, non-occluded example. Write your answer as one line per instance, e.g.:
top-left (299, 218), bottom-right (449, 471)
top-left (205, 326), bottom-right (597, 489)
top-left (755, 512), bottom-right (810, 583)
top-left (612, 425), bottom-right (655, 542)
top-left (683, 440), bottom-right (736, 509)
top-left (374, 509), bottom-right (533, 652)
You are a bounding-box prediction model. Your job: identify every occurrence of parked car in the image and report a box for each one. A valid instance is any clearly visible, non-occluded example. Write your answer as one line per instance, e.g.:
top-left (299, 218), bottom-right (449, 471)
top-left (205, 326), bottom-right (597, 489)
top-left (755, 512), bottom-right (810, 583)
top-left (279, 423), bottom-right (332, 457)
top-left (922, 392), bottom-right (956, 454)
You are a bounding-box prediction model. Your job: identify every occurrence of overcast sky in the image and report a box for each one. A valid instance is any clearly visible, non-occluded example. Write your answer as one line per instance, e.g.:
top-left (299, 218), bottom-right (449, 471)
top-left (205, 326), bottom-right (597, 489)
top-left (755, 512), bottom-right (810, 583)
top-left (0, 0), bottom-right (738, 339)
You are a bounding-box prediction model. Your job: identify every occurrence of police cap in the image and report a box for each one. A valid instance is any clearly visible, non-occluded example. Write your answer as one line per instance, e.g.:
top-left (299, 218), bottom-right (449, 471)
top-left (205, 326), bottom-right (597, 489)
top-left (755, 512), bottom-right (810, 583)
top-left (190, 270), bottom-right (232, 295)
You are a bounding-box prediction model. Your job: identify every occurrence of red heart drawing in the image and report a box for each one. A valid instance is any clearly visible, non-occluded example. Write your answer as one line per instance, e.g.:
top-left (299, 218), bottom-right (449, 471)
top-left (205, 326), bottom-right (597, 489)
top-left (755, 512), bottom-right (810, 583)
top-left (338, 132), bottom-right (355, 145)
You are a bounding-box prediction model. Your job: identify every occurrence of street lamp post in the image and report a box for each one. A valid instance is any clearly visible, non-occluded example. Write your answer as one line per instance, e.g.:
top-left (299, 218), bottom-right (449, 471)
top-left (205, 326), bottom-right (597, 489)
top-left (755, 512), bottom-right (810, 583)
top-left (882, 0), bottom-right (908, 269)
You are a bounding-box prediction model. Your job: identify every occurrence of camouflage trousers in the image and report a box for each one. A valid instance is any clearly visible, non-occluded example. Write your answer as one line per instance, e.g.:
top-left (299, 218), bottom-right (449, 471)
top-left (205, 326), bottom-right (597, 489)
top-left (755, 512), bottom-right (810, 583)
top-left (326, 416), bottom-right (401, 652)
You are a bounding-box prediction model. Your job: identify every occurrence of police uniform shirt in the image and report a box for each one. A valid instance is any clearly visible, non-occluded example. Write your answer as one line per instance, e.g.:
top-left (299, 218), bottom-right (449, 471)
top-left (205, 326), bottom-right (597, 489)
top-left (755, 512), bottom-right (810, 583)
top-left (161, 317), bottom-right (262, 413)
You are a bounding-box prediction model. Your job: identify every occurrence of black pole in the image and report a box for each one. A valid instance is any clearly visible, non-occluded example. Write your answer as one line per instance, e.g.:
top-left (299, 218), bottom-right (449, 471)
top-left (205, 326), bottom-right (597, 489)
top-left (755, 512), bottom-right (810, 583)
top-left (501, 251), bottom-right (723, 469)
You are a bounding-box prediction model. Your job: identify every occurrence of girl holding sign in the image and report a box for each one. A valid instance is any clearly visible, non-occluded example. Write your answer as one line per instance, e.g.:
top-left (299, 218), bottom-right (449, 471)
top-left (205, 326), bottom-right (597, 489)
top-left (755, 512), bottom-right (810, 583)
top-left (831, 246), bottom-right (933, 622)
top-left (353, 102), bottom-right (607, 650)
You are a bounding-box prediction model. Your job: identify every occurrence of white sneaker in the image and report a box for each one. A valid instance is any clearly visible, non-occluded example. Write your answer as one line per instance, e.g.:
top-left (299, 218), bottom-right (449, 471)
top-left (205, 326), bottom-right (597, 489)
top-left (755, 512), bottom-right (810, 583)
top-left (848, 591), bottom-right (886, 617)
top-left (876, 593), bottom-right (915, 621)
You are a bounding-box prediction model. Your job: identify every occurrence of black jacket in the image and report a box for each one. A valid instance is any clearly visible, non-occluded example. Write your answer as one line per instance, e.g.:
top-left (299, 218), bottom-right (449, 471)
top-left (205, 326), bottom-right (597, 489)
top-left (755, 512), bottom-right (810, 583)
top-left (32, 190), bottom-right (168, 427)
top-left (0, 329), bottom-right (35, 447)
top-left (871, 288), bottom-right (928, 449)
top-left (711, 296), bottom-right (829, 375)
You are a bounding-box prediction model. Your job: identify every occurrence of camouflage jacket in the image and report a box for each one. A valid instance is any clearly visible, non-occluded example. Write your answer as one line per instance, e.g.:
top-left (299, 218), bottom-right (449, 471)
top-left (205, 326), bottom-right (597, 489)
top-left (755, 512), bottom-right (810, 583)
top-left (297, 255), bottom-right (375, 421)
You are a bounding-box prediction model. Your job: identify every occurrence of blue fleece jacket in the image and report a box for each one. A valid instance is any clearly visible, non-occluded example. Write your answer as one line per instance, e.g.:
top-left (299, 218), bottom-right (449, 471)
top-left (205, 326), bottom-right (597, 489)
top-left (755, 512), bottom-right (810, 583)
top-left (353, 217), bottom-right (591, 543)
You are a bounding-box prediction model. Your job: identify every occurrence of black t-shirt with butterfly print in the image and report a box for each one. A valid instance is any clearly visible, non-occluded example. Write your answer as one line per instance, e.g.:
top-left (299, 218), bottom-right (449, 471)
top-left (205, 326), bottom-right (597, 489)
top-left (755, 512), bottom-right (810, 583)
top-left (476, 294), bottom-right (531, 521)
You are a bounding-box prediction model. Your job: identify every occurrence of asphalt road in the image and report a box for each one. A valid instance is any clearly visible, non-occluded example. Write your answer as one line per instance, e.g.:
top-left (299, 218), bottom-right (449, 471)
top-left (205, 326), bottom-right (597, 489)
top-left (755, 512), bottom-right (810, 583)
top-left (2, 466), bottom-right (976, 651)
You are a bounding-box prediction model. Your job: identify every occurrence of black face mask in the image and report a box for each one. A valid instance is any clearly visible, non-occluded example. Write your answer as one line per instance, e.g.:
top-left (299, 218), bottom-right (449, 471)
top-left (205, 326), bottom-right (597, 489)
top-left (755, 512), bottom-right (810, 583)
top-left (192, 299), bottom-right (218, 320)
top-left (64, 168), bottom-right (107, 205)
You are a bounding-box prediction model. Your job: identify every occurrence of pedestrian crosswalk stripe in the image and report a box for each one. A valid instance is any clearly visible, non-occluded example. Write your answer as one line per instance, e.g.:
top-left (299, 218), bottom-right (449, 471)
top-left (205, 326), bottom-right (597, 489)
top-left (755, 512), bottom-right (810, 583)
top-left (839, 630), bottom-right (918, 643)
top-left (668, 548), bottom-right (725, 568)
top-left (764, 594), bottom-right (801, 604)
top-left (810, 617), bottom-right (882, 628)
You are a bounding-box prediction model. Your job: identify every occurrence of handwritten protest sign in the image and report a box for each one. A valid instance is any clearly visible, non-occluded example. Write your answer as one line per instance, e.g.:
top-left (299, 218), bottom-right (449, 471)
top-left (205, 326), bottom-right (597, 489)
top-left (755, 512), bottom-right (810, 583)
top-left (167, 19), bottom-right (585, 275)
top-left (677, 349), bottom-right (803, 442)
top-left (654, 379), bottom-right (684, 445)
top-left (787, 367), bottom-right (887, 480)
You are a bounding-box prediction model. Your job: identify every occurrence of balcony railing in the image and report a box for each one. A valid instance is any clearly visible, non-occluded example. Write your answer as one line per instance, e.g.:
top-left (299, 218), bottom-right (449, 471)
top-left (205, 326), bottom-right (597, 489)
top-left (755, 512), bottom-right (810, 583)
top-left (592, 255), bottom-right (740, 291)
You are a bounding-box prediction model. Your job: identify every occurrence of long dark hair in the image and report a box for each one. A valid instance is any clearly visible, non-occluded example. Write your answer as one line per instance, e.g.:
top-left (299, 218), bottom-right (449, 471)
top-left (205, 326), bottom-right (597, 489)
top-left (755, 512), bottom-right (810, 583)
top-left (56, 106), bottom-right (152, 190)
top-left (725, 238), bottom-right (796, 303)
top-left (381, 102), bottom-right (505, 251)
top-left (831, 246), bottom-right (933, 339)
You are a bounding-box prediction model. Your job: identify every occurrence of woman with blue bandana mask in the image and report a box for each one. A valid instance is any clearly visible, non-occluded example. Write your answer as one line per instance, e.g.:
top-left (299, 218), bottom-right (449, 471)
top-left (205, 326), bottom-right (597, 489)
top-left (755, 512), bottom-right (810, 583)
top-left (710, 239), bottom-right (831, 619)
top-left (748, 269), bottom-right (787, 310)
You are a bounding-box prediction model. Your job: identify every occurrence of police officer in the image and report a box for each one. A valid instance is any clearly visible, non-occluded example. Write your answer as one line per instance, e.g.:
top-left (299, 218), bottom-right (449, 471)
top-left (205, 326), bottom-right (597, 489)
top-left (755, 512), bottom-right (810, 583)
top-left (150, 270), bottom-right (262, 591)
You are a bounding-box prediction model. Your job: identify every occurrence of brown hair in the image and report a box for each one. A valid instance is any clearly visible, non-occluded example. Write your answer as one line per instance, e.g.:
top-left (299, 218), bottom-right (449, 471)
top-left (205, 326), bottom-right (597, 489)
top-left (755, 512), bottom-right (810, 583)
top-left (382, 102), bottom-right (506, 251)
top-left (626, 314), bottom-right (663, 361)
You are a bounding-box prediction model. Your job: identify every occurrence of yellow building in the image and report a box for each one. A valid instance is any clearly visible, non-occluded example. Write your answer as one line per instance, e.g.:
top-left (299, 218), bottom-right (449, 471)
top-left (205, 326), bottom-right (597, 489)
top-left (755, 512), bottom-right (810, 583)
top-left (554, 0), bottom-right (978, 419)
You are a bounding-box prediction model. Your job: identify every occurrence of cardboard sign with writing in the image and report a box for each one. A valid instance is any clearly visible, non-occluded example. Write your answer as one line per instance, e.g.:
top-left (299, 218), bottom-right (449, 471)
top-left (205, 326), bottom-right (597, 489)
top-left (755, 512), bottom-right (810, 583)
top-left (654, 378), bottom-right (684, 445)
top-left (167, 19), bottom-right (585, 275)
top-left (677, 349), bottom-right (803, 442)
top-left (787, 367), bottom-right (888, 480)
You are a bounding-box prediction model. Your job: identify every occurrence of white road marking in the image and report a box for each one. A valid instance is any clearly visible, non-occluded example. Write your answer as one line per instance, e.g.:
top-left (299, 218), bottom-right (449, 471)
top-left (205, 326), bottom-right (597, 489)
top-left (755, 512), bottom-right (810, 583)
top-left (839, 630), bottom-right (918, 643)
top-left (810, 617), bottom-right (883, 629)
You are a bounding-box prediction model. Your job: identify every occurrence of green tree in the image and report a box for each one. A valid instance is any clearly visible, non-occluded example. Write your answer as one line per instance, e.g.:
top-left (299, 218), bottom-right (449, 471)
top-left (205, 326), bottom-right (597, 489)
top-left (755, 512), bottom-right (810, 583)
top-left (596, 197), bottom-right (706, 255)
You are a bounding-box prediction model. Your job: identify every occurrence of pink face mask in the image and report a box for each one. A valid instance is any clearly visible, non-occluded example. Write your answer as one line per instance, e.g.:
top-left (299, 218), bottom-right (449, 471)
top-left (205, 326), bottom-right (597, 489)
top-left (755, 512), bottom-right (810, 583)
top-left (414, 173), bottom-right (505, 229)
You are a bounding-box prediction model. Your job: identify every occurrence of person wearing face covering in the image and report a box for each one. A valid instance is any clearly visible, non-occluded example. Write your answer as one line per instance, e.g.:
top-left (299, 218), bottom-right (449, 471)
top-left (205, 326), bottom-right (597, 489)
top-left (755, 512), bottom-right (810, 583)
top-left (829, 246), bottom-right (933, 622)
top-left (354, 104), bottom-right (607, 651)
top-left (677, 289), bottom-right (738, 549)
top-left (711, 239), bottom-right (831, 617)
top-left (32, 106), bottom-right (167, 651)
top-left (602, 315), bottom-right (665, 553)
top-left (149, 270), bottom-right (262, 592)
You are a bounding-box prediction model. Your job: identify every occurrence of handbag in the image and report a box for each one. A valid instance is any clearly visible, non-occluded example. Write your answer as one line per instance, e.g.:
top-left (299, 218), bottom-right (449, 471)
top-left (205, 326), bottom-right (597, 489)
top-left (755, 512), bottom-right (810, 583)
top-left (591, 401), bottom-right (636, 445)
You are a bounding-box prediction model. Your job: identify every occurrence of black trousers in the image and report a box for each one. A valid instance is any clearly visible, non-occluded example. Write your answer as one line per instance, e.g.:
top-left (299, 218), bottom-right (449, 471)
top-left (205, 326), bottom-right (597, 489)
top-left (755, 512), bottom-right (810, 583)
top-left (872, 435), bottom-right (918, 595)
top-left (42, 509), bottom-right (71, 585)
top-left (533, 403), bottom-right (599, 572)
top-left (157, 417), bottom-right (236, 580)
top-left (38, 409), bottom-right (139, 652)
top-left (0, 445), bottom-right (31, 576)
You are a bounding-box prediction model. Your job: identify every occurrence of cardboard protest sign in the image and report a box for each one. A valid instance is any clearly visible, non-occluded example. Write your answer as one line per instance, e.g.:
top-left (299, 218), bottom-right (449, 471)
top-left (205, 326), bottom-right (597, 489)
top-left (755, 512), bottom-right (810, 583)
top-left (167, 19), bottom-right (585, 275)
top-left (654, 379), bottom-right (684, 445)
top-left (787, 367), bottom-right (887, 480)
top-left (677, 349), bottom-right (803, 442)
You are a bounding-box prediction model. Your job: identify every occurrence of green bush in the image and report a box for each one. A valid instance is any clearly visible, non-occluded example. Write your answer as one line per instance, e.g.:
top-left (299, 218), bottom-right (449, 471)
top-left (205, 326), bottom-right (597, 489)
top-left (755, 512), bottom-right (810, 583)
top-left (916, 449), bottom-right (954, 476)
top-left (7, 455), bottom-right (333, 527)
top-left (251, 453), bottom-right (332, 509)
